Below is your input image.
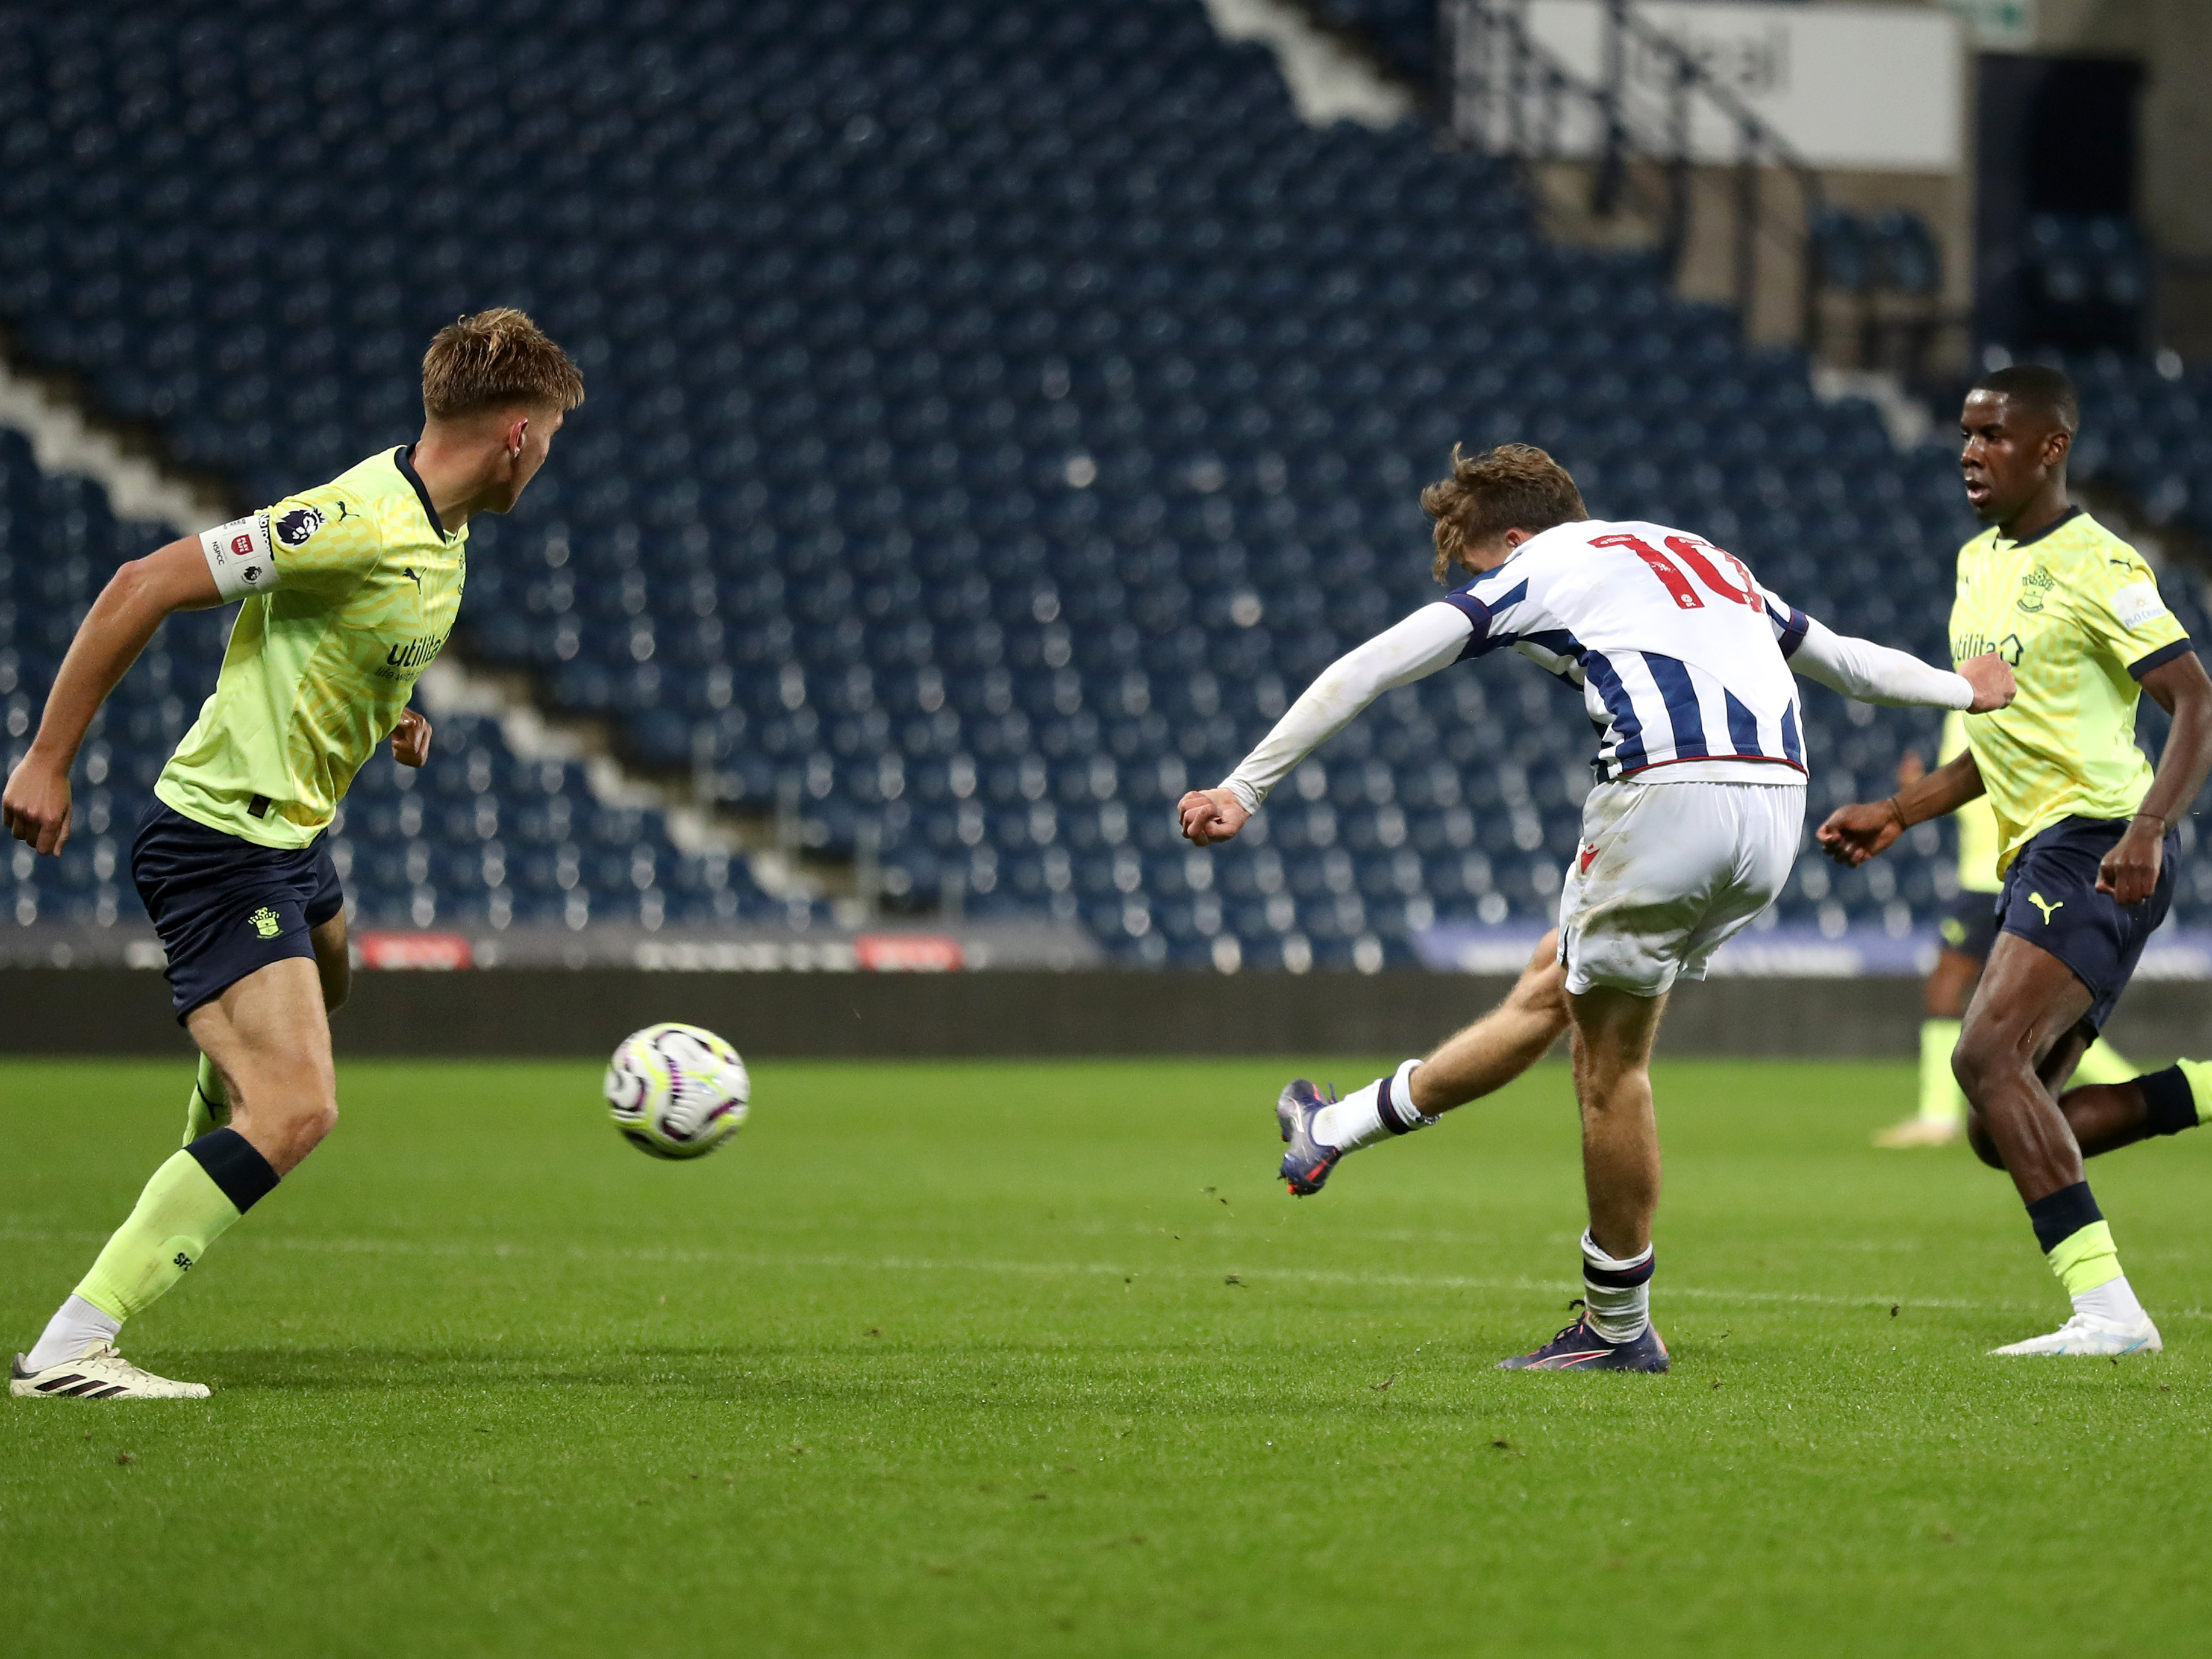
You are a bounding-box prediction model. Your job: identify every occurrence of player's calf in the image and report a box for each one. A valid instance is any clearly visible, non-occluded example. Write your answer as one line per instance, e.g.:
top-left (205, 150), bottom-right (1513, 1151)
top-left (1970, 1060), bottom-right (2212, 1170)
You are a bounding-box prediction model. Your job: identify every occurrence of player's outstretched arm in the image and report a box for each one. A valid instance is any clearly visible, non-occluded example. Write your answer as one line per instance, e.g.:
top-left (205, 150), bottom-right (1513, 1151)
top-left (1177, 603), bottom-right (1472, 846)
top-left (1, 536), bottom-right (220, 855)
top-left (2098, 650), bottom-right (2212, 902)
top-left (1790, 616), bottom-right (2016, 713)
top-left (1817, 748), bottom-right (1987, 869)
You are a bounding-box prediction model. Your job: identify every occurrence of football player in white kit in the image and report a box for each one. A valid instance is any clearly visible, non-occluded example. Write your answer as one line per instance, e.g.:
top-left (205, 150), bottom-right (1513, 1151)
top-left (1178, 445), bottom-right (2016, 1372)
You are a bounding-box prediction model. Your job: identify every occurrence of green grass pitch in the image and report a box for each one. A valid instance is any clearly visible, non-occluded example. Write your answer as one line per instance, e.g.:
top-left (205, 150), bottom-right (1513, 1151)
top-left (5, 1051), bottom-right (2211, 1658)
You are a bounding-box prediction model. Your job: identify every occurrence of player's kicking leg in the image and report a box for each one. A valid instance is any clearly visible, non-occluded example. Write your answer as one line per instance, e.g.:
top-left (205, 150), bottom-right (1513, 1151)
top-left (1278, 930), bottom-right (1570, 1195)
top-left (12, 917), bottom-right (346, 1400)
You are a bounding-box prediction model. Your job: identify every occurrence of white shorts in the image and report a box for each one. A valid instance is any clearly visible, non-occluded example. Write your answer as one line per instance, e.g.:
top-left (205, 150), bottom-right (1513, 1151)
top-left (1555, 778), bottom-right (1806, 998)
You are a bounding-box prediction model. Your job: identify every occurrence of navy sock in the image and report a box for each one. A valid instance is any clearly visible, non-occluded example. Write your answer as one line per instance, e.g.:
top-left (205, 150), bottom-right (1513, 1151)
top-left (2025, 1180), bottom-right (2103, 1255)
top-left (2137, 1066), bottom-right (2201, 1138)
top-left (185, 1128), bottom-right (281, 1213)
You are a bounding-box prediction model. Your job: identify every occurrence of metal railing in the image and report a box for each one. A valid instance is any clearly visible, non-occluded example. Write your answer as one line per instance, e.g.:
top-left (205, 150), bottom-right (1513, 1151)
top-left (1444, 0), bottom-right (1825, 348)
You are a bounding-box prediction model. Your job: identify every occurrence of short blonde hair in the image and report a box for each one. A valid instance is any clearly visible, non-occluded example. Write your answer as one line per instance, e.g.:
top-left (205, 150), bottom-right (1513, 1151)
top-left (1419, 442), bottom-right (1587, 583)
top-left (421, 308), bottom-right (585, 421)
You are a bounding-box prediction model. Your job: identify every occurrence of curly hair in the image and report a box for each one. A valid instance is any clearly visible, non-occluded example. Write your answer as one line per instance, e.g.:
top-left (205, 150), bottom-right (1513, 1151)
top-left (1419, 442), bottom-right (1588, 583)
top-left (421, 308), bottom-right (586, 421)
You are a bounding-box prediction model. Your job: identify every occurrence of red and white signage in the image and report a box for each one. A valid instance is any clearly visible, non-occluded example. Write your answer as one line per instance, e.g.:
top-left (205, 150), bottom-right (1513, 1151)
top-left (852, 934), bottom-right (964, 972)
top-left (355, 931), bottom-right (474, 970)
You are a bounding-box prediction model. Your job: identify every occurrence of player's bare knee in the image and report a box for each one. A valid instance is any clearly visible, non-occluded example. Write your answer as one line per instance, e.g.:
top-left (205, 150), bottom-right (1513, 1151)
top-left (1949, 1019), bottom-right (2023, 1102)
top-left (273, 1089), bottom-right (338, 1163)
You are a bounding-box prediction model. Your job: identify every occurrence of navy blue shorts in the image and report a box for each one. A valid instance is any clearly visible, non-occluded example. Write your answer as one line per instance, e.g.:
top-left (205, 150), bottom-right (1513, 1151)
top-left (1936, 887), bottom-right (2001, 961)
top-left (131, 799), bottom-right (344, 1022)
top-left (1996, 815), bottom-right (2178, 1031)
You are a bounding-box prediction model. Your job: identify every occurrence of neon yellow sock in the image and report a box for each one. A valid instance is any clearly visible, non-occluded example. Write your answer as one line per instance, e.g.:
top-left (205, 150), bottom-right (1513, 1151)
top-left (182, 1052), bottom-right (230, 1148)
top-left (1917, 1019), bottom-right (1965, 1127)
top-left (2072, 1040), bottom-right (2136, 1088)
top-left (2047, 1220), bottom-right (2125, 1296)
top-left (74, 1151), bottom-right (249, 1321)
top-left (2177, 1059), bottom-right (2212, 1126)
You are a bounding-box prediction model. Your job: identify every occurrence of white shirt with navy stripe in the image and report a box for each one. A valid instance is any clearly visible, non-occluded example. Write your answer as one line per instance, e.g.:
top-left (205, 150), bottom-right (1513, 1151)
top-left (1219, 518), bottom-right (1973, 814)
top-left (1442, 519), bottom-right (1810, 784)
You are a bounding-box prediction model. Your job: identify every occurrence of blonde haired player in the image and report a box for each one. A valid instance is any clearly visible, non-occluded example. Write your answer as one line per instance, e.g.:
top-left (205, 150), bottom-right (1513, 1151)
top-left (1181, 443), bottom-right (2013, 1372)
top-left (4, 310), bottom-right (582, 1399)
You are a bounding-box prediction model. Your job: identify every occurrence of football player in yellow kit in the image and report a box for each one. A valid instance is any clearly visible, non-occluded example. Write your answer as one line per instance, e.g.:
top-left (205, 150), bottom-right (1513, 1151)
top-left (1822, 364), bottom-right (2212, 1355)
top-left (2, 310), bottom-right (583, 1399)
top-left (1875, 710), bottom-right (2135, 1149)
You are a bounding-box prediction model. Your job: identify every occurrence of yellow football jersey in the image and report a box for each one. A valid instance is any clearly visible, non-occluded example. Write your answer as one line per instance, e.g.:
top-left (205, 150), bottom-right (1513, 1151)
top-left (1937, 709), bottom-right (2002, 894)
top-left (1948, 507), bottom-right (2190, 872)
top-left (155, 448), bottom-right (466, 848)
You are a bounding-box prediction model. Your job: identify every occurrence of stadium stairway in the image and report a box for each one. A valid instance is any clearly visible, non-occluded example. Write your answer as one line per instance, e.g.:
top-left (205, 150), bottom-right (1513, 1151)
top-left (1, 0), bottom-right (2210, 972)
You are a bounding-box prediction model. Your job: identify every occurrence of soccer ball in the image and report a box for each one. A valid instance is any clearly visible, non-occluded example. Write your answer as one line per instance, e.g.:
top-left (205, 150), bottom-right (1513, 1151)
top-left (603, 1022), bottom-right (750, 1160)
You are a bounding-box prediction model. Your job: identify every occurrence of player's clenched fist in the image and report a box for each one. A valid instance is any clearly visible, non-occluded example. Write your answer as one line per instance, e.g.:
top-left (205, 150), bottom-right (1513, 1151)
top-left (2096, 820), bottom-right (2166, 905)
top-left (1, 752), bottom-right (72, 856)
top-left (1958, 650), bottom-right (2017, 713)
top-left (390, 707), bottom-right (433, 768)
top-left (1815, 799), bottom-right (1903, 867)
top-left (1177, 786), bottom-right (1249, 847)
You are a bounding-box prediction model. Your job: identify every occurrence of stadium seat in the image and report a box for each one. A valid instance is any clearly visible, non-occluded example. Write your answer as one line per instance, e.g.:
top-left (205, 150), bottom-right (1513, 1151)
top-left (1, 0), bottom-right (2208, 965)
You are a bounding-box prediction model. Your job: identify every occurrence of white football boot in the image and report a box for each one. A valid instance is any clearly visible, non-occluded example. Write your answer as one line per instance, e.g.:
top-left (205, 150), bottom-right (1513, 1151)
top-left (10, 1340), bottom-right (210, 1399)
top-left (1989, 1312), bottom-right (2163, 1357)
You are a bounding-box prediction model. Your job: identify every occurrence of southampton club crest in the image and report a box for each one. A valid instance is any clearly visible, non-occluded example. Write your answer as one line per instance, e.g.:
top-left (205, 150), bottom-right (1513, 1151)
top-left (273, 504), bottom-right (326, 548)
top-left (248, 906), bottom-right (283, 939)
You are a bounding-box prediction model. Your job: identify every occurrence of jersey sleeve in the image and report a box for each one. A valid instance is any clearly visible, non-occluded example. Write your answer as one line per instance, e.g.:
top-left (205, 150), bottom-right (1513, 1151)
top-left (1220, 602), bottom-right (1474, 811)
top-left (199, 481), bottom-right (381, 601)
top-left (1440, 564), bottom-right (1551, 659)
top-left (1790, 615), bottom-right (1972, 708)
top-left (1754, 580), bottom-right (1811, 658)
top-left (2080, 552), bottom-right (2192, 679)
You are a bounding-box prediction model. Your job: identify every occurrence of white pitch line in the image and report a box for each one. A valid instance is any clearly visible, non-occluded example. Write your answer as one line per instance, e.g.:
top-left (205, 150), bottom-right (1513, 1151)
top-left (10, 1226), bottom-right (2199, 1322)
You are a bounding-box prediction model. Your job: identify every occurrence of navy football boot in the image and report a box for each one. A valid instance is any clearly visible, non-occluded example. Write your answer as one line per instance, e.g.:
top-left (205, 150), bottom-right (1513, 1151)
top-left (1276, 1078), bottom-right (1342, 1196)
top-left (1498, 1312), bottom-right (1670, 1373)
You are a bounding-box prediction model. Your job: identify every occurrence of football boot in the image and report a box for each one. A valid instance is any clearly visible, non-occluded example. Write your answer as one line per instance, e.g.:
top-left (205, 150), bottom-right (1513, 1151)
top-left (1498, 1314), bottom-right (1670, 1373)
top-left (10, 1340), bottom-right (210, 1399)
top-left (1989, 1311), bottom-right (2161, 1357)
top-left (1276, 1078), bottom-right (1342, 1197)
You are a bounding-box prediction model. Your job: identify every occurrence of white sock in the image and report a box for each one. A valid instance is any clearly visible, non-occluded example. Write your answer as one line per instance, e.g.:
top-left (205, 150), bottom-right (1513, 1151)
top-left (2073, 1274), bottom-right (2148, 1327)
top-left (1310, 1059), bottom-right (1428, 1152)
top-left (23, 1294), bottom-right (122, 1372)
top-left (1580, 1229), bottom-right (1654, 1343)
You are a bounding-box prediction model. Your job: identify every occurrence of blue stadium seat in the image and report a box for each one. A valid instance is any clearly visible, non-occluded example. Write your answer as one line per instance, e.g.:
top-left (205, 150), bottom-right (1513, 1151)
top-left (4, 0), bottom-right (2210, 967)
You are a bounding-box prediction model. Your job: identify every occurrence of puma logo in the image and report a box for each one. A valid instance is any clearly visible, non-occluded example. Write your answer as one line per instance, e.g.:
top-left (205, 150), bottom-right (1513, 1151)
top-left (402, 566), bottom-right (423, 590)
top-left (2028, 892), bottom-right (2063, 924)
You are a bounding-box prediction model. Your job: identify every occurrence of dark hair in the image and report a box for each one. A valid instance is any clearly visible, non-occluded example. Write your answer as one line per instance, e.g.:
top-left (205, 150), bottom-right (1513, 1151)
top-left (1419, 443), bottom-right (1589, 583)
top-left (1972, 363), bottom-right (2079, 436)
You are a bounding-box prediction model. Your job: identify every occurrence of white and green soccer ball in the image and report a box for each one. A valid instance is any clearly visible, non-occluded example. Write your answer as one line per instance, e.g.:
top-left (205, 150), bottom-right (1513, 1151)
top-left (603, 1022), bottom-right (750, 1160)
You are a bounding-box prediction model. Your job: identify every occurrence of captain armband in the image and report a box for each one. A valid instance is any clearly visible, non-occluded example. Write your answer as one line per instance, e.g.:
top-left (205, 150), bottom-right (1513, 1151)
top-left (198, 512), bottom-right (279, 600)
